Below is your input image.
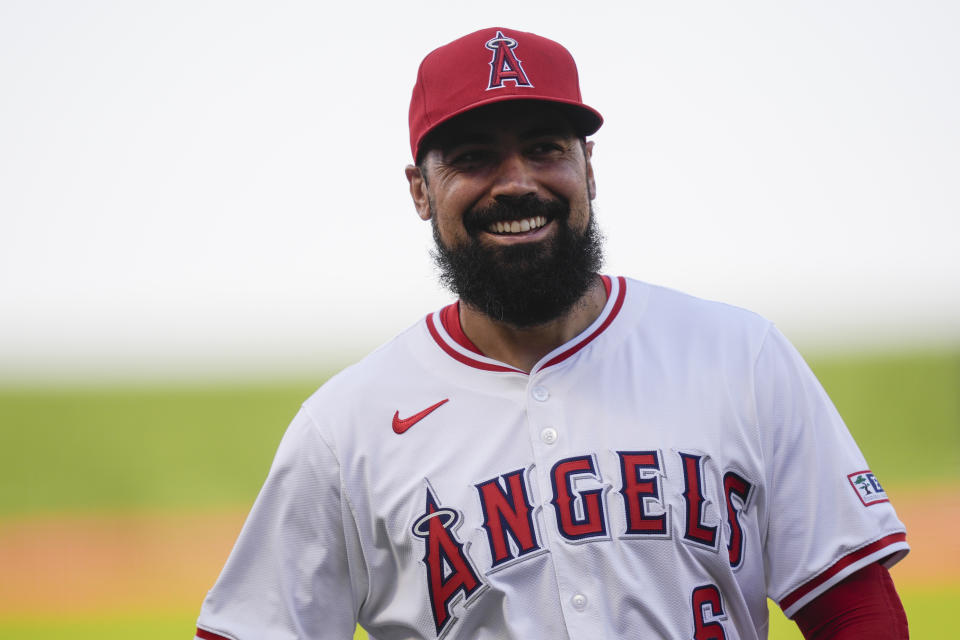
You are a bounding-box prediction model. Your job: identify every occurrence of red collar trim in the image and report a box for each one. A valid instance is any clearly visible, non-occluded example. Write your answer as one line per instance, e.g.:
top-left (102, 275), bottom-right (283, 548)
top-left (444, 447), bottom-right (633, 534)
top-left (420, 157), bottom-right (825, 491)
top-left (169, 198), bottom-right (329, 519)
top-left (539, 275), bottom-right (624, 370)
top-left (440, 302), bottom-right (485, 356)
top-left (426, 313), bottom-right (524, 373)
top-left (427, 275), bottom-right (626, 374)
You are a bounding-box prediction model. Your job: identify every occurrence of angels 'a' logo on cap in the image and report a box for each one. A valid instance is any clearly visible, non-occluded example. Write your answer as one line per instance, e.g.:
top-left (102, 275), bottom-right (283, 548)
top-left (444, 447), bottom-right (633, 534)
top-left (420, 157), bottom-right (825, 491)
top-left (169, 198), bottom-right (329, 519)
top-left (485, 30), bottom-right (533, 90)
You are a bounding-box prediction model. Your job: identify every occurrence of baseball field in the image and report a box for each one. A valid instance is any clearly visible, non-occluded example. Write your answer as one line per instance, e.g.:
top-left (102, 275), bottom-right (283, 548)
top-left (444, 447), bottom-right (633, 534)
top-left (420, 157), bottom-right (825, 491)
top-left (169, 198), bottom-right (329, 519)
top-left (1, 348), bottom-right (957, 639)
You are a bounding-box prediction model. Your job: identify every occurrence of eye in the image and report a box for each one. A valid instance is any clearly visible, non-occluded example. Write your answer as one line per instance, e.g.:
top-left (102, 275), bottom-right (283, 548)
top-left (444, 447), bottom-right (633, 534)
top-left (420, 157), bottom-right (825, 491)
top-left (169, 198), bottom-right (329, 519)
top-left (527, 141), bottom-right (565, 157)
top-left (448, 149), bottom-right (493, 170)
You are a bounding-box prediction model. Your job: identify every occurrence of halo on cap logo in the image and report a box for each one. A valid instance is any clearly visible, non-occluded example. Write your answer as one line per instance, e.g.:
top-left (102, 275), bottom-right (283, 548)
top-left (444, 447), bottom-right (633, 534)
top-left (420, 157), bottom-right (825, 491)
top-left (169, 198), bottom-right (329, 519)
top-left (485, 30), bottom-right (533, 90)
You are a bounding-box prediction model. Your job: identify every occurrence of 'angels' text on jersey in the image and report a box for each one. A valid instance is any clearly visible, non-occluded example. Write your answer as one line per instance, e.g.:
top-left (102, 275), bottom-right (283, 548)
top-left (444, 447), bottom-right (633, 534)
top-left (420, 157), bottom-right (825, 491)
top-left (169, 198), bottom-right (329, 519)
top-left (413, 448), bottom-right (753, 636)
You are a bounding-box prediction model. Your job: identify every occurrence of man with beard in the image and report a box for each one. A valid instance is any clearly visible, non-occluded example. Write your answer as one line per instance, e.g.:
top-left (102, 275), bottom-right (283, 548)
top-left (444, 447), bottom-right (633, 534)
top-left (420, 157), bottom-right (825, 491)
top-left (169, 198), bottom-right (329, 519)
top-left (409, 97), bottom-right (607, 373)
top-left (196, 28), bottom-right (909, 640)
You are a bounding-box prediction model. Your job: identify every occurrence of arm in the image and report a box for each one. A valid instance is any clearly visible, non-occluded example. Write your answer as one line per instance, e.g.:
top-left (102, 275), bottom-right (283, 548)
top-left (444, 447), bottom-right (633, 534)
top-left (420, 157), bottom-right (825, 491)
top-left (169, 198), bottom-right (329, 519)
top-left (753, 327), bottom-right (909, 615)
top-left (195, 408), bottom-right (363, 640)
top-left (793, 562), bottom-right (908, 639)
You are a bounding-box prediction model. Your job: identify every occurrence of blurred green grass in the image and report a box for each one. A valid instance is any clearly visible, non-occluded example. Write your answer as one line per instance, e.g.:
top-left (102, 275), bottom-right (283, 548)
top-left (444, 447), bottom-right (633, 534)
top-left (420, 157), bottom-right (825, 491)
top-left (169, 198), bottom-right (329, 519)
top-left (807, 348), bottom-right (960, 488)
top-left (0, 381), bottom-right (320, 516)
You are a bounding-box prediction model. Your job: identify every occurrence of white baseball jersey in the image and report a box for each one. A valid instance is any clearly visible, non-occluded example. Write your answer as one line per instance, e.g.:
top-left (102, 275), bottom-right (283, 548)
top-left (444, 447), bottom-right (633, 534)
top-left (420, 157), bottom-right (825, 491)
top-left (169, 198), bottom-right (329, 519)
top-left (196, 276), bottom-right (908, 640)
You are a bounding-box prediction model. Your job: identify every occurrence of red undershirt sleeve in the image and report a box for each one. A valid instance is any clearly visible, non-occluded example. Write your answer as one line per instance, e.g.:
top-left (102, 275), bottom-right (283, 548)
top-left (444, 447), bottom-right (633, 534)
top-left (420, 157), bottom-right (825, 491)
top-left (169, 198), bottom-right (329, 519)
top-left (792, 562), bottom-right (909, 639)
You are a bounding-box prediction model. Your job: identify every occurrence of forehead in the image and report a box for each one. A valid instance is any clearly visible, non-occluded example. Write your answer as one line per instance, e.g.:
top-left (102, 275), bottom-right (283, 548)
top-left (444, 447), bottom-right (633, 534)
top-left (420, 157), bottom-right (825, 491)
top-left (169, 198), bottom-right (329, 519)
top-left (422, 101), bottom-right (578, 154)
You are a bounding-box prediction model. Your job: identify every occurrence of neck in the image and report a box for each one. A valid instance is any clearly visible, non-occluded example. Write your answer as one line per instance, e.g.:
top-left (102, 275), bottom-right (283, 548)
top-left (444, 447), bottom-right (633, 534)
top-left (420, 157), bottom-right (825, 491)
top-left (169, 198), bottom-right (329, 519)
top-left (458, 275), bottom-right (607, 373)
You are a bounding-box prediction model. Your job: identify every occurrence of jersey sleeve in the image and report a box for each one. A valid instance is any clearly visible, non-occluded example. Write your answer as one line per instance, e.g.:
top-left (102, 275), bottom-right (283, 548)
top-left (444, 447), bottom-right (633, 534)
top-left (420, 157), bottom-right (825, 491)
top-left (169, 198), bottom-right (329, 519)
top-left (754, 327), bottom-right (909, 618)
top-left (195, 408), bottom-right (366, 640)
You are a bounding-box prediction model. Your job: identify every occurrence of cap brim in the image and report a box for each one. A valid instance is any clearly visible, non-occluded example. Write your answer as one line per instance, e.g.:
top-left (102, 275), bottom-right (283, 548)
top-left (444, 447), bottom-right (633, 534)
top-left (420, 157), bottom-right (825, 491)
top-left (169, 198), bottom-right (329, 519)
top-left (415, 95), bottom-right (603, 161)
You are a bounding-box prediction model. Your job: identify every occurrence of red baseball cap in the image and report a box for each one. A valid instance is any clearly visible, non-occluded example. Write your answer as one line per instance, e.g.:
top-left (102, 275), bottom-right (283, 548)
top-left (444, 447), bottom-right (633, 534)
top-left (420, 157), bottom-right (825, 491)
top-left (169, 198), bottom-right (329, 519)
top-left (409, 27), bottom-right (603, 161)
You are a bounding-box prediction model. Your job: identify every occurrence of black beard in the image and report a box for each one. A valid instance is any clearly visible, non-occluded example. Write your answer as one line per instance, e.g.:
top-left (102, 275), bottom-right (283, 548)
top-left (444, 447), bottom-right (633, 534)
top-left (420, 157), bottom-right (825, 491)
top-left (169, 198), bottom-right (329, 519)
top-left (431, 195), bottom-right (604, 328)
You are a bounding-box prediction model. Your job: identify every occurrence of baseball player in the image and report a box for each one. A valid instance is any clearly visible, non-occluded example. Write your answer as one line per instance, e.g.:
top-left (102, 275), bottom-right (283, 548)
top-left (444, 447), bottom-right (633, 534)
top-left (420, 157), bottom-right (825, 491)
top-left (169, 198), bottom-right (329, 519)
top-left (195, 28), bottom-right (909, 639)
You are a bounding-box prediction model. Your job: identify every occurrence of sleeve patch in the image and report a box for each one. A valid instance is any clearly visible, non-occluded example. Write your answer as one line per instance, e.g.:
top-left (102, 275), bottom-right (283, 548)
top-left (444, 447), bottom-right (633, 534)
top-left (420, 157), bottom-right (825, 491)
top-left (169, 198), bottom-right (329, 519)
top-left (847, 470), bottom-right (889, 506)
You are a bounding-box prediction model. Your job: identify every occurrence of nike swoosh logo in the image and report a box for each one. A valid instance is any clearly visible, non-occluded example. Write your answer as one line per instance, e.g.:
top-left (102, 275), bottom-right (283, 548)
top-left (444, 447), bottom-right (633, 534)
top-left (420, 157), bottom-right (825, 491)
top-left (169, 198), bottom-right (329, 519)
top-left (392, 399), bottom-right (449, 434)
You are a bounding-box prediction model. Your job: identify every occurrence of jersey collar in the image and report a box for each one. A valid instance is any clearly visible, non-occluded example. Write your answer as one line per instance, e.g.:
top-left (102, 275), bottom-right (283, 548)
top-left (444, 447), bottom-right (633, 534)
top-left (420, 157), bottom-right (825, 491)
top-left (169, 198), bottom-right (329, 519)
top-left (425, 275), bottom-right (626, 374)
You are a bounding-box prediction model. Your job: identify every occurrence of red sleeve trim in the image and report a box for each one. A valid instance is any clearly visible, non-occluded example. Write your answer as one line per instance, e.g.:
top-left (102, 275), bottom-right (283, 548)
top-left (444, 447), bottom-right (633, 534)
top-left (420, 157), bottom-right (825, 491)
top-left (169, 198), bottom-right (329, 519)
top-left (196, 628), bottom-right (232, 640)
top-left (779, 532), bottom-right (907, 615)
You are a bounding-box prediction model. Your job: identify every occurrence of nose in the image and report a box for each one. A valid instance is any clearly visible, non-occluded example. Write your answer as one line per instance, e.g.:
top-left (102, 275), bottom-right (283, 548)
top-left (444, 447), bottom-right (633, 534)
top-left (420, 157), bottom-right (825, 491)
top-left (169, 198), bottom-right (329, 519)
top-left (489, 152), bottom-right (538, 199)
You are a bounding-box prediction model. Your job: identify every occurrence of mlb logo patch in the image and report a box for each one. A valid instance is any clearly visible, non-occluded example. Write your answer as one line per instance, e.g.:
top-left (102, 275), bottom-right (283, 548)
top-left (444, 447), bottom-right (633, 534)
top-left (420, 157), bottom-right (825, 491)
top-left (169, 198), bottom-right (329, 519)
top-left (847, 470), bottom-right (889, 506)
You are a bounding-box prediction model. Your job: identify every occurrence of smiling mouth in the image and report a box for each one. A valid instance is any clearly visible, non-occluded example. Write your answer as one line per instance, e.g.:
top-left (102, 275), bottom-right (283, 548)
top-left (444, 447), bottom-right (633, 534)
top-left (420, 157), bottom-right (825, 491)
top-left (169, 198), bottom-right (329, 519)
top-left (487, 216), bottom-right (549, 235)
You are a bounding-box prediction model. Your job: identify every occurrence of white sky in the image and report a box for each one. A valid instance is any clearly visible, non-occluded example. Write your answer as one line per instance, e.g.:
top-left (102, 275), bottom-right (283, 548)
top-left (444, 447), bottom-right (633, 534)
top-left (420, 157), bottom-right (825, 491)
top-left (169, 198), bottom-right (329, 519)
top-left (2, 1), bottom-right (958, 381)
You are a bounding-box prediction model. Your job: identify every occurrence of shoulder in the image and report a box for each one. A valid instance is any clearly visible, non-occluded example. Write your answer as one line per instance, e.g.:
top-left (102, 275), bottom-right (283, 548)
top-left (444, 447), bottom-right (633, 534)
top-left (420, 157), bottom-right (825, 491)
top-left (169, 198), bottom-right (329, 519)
top-left (295, 315), bottom-right (452, 450)
top-left (303, 320), bottom-right (430, 411)
top-left (618, 277), bottom-right (774, 355)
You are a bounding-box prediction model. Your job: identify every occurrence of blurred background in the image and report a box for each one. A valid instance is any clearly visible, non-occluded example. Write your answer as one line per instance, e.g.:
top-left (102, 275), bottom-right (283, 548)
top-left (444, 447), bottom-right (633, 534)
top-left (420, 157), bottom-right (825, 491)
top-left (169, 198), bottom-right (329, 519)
top-left (1, 1), bottom-right (957, 638)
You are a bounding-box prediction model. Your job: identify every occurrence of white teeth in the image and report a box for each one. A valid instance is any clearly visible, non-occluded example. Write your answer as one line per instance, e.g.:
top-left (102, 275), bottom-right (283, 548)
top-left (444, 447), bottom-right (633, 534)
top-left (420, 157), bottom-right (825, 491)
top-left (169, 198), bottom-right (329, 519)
top-left (488, 217), bottom-right (548, 234)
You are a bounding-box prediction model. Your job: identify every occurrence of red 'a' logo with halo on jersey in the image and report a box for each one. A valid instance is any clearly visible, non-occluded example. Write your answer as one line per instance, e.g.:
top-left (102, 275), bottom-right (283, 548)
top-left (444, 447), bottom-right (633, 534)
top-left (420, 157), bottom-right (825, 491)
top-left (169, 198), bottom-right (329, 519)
top-left (413, 487), bottom-right (483, 636)
top-left (485, 30), bottom-right (533, 90)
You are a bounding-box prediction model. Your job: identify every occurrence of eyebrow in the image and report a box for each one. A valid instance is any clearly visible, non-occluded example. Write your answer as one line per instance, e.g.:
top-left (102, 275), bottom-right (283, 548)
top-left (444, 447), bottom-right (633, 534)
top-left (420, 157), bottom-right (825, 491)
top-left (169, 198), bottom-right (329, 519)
top-left (441, 133), bottom-right (495, 149)
top-left (518, 126), bottom-right (573, 141)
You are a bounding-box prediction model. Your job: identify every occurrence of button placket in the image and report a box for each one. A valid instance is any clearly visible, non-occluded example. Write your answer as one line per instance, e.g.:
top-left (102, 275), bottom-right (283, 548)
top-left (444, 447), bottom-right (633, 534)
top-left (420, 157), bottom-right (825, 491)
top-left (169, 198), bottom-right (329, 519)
top-left (530, 383), bottom-right (558, 449)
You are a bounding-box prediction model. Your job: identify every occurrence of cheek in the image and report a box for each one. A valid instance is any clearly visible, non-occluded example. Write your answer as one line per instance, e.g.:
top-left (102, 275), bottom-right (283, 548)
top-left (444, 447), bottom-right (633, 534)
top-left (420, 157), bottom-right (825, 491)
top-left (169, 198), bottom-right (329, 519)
top-left (542, 160), bottom-right (590, 197)
top-left (548, 167), bottom-right (591, 201)
top-left (430, 183), bottom-right (482, 226)
top-left (429, 203), bottom-right (470, 247)
top-left (562, 180), bottom-right (595, 231)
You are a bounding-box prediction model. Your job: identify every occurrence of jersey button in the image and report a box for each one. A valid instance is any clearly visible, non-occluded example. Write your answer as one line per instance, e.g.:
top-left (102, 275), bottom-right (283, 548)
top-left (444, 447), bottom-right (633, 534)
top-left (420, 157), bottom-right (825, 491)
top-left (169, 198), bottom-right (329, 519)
top-left (540, 427), bottom-right (558, 445)
top-left (531, 385), bottom-right (550, 402)
top-left (571, 594), bottom-right (587, 611)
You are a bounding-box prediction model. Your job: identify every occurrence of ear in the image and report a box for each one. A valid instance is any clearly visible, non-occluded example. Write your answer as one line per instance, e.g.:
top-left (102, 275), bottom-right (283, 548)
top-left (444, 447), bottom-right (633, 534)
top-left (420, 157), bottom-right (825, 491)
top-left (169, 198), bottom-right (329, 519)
top-left (584, 140), bottom-right (597, 201)
top-left (405, 164), bottom-right (432, 221)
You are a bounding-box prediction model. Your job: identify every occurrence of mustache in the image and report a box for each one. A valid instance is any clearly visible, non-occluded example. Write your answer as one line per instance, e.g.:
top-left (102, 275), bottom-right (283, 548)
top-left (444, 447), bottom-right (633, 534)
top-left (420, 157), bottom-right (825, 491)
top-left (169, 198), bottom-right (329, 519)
top-left (463, 195), bottom-right (569, 235)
